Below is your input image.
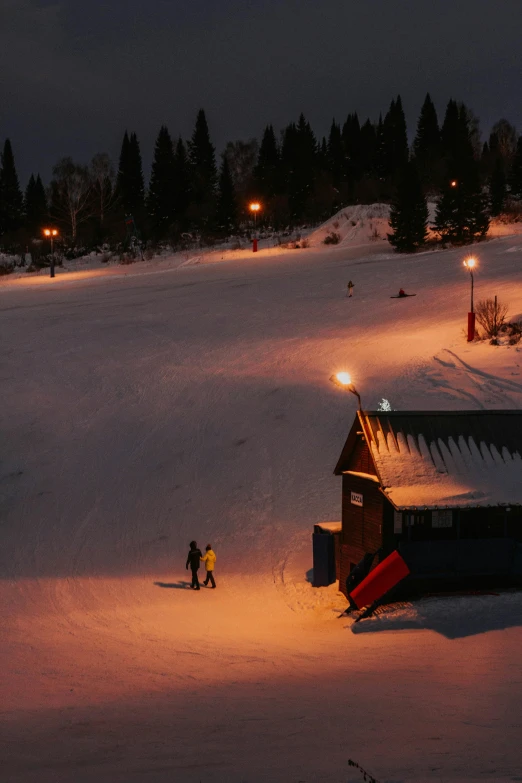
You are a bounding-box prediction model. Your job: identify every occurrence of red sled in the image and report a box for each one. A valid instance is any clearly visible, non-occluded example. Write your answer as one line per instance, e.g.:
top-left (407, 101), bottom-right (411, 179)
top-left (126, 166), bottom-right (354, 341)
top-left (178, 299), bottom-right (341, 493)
top-left (349, 550), bottom-right (410, 609)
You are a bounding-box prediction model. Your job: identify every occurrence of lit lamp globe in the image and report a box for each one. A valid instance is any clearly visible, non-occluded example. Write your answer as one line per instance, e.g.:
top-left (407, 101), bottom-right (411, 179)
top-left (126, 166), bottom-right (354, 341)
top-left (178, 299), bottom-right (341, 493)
top-left (330, 371), bottom-right (362, 409)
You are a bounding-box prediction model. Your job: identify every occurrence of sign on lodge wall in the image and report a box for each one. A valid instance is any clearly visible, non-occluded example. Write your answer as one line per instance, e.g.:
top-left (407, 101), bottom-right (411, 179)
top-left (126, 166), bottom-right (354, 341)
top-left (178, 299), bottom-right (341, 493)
top-left (351, 491), bottom-right (363, 507)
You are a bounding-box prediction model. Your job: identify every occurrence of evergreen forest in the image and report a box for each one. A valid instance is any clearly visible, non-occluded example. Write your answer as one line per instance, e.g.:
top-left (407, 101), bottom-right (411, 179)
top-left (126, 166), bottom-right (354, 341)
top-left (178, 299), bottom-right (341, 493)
top-left (1, 95), bottom-right (521, 261)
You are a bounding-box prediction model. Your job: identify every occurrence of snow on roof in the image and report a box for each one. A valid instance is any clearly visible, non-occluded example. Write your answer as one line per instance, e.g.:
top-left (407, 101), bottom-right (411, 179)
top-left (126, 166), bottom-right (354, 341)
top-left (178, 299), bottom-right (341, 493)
top-left (365, 412), bottom-right (522, 509)
top-left (342, 470), bottom-right (380, 483)
top-left (315, 521), bottom-right (342, 533)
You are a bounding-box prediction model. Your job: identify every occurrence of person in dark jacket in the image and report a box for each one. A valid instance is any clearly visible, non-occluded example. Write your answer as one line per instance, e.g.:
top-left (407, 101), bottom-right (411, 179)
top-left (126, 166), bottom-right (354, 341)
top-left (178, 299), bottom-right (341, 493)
top-left (186, 540), bottom-right (203, 590)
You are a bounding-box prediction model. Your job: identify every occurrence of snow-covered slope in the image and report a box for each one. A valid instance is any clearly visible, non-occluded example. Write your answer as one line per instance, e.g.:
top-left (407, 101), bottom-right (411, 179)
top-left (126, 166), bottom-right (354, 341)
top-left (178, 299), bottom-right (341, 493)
top-left (2, 231), bottom-right (522, 782)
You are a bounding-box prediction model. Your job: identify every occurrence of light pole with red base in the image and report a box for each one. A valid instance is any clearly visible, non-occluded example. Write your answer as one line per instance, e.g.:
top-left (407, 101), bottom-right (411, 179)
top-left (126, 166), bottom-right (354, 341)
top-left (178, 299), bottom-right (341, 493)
top-left (249, 202), bottom-right (260, 252)
top-left (463, 257), bottom-right (476, 341)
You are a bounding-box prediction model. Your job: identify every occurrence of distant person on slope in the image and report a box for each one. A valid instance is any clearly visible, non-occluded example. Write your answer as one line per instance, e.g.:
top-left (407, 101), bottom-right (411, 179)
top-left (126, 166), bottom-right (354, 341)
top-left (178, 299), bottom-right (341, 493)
top-left (398, 288), bottom-right (406, 297)
top-left (347, 280), bottom-right (354, 297)
top-left (201, 544), bottom-right (217, 588)
top-left (186, 541), bottom-right (203, 590)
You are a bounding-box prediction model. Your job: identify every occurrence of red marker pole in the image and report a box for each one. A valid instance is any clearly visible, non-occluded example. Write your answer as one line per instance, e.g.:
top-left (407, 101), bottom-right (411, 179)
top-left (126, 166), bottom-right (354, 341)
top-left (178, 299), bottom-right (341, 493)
top-left (253, 238), bottom-right (258, 252)
top-left (467, 312), bottom-right (475, 342)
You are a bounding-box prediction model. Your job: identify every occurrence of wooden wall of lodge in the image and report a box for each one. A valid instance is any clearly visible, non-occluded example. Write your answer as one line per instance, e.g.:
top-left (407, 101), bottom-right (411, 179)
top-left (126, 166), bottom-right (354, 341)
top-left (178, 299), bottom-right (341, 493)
top-left (339, 434), bottom-right (395, 596)
top-left (339, 434), bottom-right (522, 595)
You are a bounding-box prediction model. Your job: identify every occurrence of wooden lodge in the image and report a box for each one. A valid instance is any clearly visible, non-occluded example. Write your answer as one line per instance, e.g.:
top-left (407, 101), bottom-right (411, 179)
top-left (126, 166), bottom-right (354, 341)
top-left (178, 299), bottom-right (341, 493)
top-left (334, 410), bottom-right (522, 595)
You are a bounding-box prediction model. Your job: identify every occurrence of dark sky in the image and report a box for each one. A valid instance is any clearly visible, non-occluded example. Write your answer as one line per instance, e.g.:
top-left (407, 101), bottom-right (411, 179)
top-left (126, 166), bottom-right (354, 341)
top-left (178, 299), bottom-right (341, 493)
top-left (2, 0), bottom-right (521, 186)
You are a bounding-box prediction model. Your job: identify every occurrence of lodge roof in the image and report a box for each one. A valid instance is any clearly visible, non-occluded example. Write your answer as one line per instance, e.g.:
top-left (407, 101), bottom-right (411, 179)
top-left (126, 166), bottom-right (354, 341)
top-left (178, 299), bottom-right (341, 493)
top-left (335, 410), bottom-right (522, 510)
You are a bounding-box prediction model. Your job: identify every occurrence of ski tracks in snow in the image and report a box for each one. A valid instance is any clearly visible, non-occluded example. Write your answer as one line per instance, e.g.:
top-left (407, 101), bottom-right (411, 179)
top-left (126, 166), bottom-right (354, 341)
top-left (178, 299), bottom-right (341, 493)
top-left (421, 348), bottom-right (522, 408)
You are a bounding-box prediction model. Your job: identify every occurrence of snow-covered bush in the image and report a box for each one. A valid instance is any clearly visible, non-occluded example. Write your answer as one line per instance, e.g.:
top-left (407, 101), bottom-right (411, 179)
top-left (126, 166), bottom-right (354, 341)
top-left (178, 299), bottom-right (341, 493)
top-left (0, 260), bottom-right (14, 276)
top-left (323, 231), bottom-right (341, 245)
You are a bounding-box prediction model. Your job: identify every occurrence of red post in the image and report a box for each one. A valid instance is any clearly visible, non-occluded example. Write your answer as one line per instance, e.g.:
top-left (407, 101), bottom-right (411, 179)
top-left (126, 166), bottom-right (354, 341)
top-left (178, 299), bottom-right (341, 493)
top-left (467, 311), bottom-right (475, 342)
top-left (252, 238), bottom-right (258, 252)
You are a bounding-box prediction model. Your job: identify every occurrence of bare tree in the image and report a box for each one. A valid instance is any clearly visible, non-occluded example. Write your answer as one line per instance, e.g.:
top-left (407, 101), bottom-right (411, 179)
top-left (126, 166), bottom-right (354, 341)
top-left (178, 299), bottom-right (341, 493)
top-left (475, 297), bottom-right (508, 338)
top-left (50, 158), bottom-right (93, 244)
top-left (90, 153), bottom-right (116, 227)
top-left (490, 119), bottom-right (518, 164)
top-left (224, 139), bottom-right (259, 202)
top-left (459, 103), bottom-right (482, 158)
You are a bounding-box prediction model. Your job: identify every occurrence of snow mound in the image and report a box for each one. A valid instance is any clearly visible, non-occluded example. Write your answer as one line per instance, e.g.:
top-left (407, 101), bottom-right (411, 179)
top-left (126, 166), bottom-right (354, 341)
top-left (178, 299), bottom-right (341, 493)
top-left (306, 203), bottom-right (391, 247)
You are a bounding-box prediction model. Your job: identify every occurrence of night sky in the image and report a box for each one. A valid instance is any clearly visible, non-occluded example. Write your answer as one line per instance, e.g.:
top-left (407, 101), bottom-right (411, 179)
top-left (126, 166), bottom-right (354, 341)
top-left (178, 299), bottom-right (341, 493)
top-left (2, 0), bottom-right (521, 185)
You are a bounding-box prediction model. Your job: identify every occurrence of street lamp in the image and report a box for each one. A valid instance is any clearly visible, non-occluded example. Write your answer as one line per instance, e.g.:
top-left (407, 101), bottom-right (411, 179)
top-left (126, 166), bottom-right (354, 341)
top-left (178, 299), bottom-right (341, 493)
top-left (249, 202), bottom-right (261, 253)
top-left (330, 371), bottom-right (363, 410)
top-left (43, 228), bottom-right (59, 278)
top-left (463, 256), bottom-right (476, 341)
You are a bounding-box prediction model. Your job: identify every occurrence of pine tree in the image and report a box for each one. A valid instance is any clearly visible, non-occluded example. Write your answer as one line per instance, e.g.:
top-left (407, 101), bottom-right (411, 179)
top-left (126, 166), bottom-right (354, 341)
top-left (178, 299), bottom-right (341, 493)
top-left (489, 158), bottom-right (506, 216)
top-left (381, 96), bottom-right (408, 181)
top-left (0, 139), bottom-right (24, 237)
top-left (147, 125), bottom-right (176, 236)
top-left (440, 99), bottom-right (460, 165)
top-left (388, 161), bottom-right (428, 253)
top-left (434, 170), bottom-right (489, 244)
top-left (254, 125), bottom-right (280, 199)
top-left (412, 93), bottom-right (441, 189)
top-left (116, 131), bottom-right (145, 220)
top-left (172, 138), bottom-right (191, 223)
top-left (359, 119), bottom-right (377, 177)
top-left (510, 136), bottom-right (522, 200)
top-left (283, 114), bottom-right (318, 223)
top-left (188, 109), bottom-right (217, 224)
top-left (327, 120), bottom-right (344, 187)
top-left (215, 155), bottom-right (237, 236)
top-left (342, 113), bottom-right (362, 181)
top-left (435, 101), bottom-right (490, 243)
top-left (25, 173), bottom-right (48, 235)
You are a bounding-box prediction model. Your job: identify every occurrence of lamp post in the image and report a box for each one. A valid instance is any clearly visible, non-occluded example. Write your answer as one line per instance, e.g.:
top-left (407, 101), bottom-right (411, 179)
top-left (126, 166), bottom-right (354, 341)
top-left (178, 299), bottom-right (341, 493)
top-left (249, 202), bottom-right (261, 252)
top-left (43, 228), bottom-right (59, 278)
top-left (330, 372), bottom-right (363, 410)
top-left (463, 257), bottom-right (476, 341)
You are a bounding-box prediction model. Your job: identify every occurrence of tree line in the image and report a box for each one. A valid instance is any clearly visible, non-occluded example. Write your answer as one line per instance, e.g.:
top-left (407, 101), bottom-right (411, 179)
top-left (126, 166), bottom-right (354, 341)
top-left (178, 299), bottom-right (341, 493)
top-left (0, 95), bottom-right (521, 257)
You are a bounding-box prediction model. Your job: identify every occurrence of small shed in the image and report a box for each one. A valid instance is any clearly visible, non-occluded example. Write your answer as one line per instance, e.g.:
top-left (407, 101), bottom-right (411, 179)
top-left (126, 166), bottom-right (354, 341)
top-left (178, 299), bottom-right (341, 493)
top-left (334, 410), bottom-right (522, 595)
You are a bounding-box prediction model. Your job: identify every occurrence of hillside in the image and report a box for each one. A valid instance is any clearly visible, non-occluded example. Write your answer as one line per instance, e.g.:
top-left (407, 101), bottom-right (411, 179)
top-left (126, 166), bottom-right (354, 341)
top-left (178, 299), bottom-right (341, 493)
top-left (1, 220), bottom-right (522, 782)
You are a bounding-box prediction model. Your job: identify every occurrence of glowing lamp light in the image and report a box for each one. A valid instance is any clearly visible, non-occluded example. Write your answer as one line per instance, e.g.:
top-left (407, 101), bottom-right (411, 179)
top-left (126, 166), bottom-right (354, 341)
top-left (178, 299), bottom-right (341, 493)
top-left (249, 202), bottom-right (261, 212)
top-left (42, 228), bottom-right (59, 278)
top-left (330, 372), bottom-right (362, 409)
top-left (450, 180), bottom-right (458, 188)
top-left (463, 257), bottom-right (476, 269)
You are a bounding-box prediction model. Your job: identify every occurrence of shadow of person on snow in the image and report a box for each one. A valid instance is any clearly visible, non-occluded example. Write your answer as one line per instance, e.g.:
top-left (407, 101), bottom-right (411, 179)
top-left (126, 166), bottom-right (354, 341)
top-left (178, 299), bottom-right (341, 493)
top-left (154, 581), bottom-right (192, 589)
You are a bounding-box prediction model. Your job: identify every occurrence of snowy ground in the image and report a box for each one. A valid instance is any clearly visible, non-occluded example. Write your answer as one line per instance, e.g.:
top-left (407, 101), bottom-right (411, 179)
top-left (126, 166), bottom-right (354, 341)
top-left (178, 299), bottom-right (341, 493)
top-left (2, 223), bottom-right (522, 782)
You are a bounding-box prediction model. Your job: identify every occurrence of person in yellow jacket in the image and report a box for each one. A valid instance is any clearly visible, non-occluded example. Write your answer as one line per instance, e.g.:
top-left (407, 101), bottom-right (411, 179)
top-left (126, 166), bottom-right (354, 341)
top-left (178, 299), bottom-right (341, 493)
top-left (201, 544), bottom-right (216, 588)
